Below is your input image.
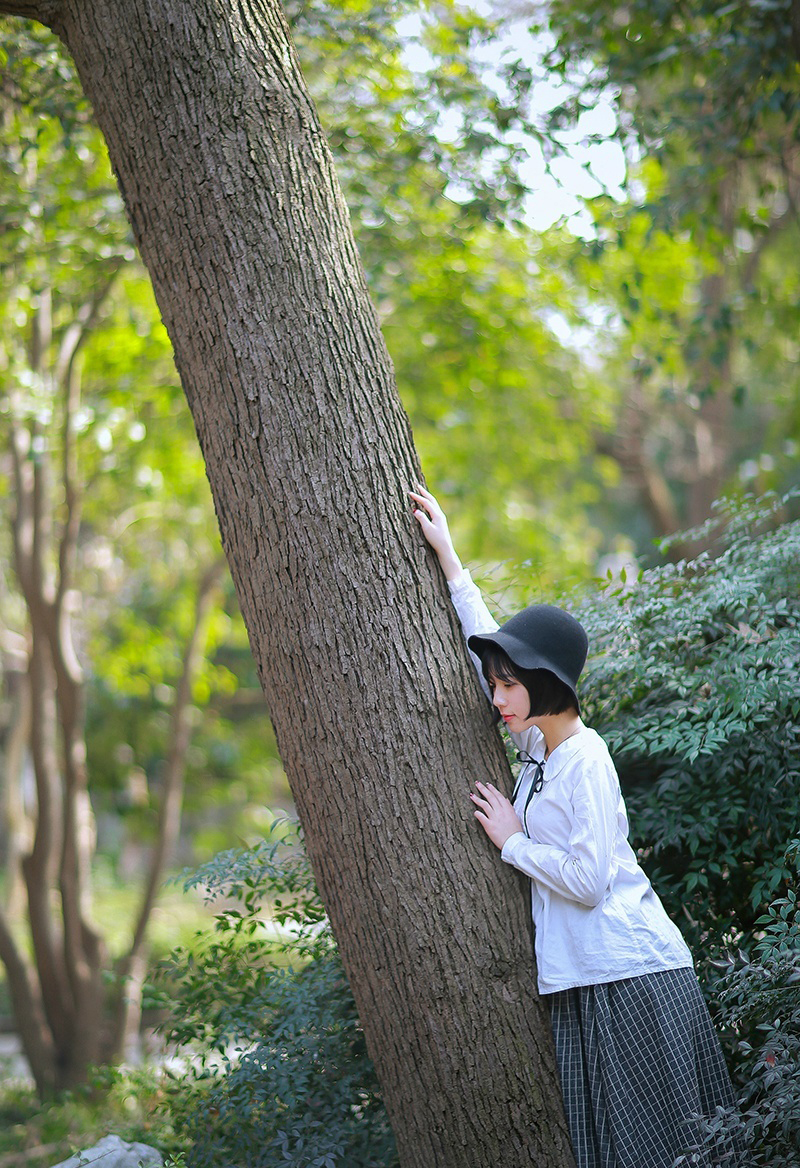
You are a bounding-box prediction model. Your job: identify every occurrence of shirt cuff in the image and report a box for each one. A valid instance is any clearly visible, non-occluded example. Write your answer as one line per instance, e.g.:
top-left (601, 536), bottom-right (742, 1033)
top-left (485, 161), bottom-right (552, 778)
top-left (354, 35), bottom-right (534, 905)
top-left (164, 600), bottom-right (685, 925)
top-left (446, 567), bottom-right (474, 595)
top-left (501, 832), bottom-right (527, 865)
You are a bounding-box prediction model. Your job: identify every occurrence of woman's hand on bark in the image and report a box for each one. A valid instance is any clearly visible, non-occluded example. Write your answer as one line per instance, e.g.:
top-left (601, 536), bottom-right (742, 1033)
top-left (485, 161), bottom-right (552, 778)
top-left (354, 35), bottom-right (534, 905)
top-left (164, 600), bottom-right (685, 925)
top-left (409, 484), bottom-right (463, 581)
top-left (470, 782), bottom-right (523, 849)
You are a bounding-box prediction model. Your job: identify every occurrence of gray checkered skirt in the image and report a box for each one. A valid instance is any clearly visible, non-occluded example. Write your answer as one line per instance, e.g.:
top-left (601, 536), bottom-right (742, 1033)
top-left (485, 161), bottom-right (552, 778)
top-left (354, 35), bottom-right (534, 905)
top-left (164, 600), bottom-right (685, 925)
top-left (547, 967), bottom-right (739, 1168)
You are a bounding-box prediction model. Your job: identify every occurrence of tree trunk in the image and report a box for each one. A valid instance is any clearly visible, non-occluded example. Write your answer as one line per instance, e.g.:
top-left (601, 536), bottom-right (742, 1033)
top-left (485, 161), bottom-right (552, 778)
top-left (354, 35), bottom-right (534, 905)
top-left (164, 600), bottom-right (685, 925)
top-left (0, 1), bottom-right (576, 1163)
top-left (0, 634), bottom-right (31, 918)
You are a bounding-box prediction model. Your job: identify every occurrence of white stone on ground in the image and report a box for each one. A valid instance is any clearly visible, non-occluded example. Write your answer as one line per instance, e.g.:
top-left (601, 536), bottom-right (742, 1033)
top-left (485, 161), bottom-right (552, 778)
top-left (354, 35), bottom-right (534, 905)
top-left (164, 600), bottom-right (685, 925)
top-left (50, 1134), bottom-right (164, 1168)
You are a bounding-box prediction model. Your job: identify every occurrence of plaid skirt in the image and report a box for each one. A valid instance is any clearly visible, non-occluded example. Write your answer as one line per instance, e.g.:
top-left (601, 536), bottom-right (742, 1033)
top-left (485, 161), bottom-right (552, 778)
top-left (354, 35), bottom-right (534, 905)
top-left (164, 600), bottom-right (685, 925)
top-left (547, 967), bottom-right (739, 1168)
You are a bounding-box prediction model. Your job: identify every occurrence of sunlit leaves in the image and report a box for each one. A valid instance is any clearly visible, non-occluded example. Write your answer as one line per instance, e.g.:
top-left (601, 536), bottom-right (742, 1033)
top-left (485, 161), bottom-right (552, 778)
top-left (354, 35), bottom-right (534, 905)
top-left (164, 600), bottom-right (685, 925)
top-left (286, 0), bottom-right (532, 230)
top-left (380, 213), bottom-right (613, 578)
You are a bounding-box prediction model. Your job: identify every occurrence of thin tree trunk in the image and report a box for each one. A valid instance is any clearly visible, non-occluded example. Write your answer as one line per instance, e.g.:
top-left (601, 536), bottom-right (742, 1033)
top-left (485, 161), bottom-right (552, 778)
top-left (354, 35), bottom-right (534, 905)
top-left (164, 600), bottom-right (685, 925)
top-left (111, 558), bottom-right (225, 1061)
top-left (3, 54), bottom-right (229, 1091)
top-left (1, 639), bottom-right (31, 918)
top-left (0, 911), bottom-right (56, 1098)
top-left (0, 1), bottom-right (577, 1162)
top-left (10, 291), bottom-right (111, 1089)
top-left (10, 356), bottom-right (75, 1067)
top-left (47, 332), bottom-right (111, 1087)
top-left (595, 371), bottom-right (682, 541)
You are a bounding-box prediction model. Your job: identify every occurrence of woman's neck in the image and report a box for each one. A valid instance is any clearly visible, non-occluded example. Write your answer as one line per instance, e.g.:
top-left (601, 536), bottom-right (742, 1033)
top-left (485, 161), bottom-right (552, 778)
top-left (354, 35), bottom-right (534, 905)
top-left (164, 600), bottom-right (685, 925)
top-left (537, 712), bottom-right (584, 759)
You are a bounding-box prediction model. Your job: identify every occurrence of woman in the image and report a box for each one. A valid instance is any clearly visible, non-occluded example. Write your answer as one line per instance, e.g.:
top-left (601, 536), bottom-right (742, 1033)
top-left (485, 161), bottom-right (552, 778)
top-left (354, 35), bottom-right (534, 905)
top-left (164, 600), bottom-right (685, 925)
top-left (410, 484), bottom-right (739, 1168)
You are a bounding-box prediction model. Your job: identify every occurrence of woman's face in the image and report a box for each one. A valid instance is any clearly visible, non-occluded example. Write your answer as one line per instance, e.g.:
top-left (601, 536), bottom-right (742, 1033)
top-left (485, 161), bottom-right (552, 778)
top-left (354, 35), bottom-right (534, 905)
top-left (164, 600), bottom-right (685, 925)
top-left (489, 675), bottom-right (536, 731)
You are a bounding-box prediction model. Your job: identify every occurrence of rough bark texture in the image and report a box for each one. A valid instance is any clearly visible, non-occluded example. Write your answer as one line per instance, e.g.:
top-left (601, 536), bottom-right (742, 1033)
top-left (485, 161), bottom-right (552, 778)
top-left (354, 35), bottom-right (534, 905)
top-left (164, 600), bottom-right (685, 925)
top-left (1, 0), bottom-right (576, 1163)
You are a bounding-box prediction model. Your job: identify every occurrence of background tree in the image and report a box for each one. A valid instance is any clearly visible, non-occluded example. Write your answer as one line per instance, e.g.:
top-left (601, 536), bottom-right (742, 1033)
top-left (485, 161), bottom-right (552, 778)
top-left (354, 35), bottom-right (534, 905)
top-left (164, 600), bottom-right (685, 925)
top-left (496, 0), bottom-right (800, 549)
top-left (0, 21), bottom-right (241, 1093)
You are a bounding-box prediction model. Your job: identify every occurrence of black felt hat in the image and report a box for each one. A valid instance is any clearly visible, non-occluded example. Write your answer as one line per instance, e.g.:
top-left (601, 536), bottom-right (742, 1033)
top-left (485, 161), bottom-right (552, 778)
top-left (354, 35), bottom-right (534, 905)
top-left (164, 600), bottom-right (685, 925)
top-left (468, 604), bottom-right (588, 712)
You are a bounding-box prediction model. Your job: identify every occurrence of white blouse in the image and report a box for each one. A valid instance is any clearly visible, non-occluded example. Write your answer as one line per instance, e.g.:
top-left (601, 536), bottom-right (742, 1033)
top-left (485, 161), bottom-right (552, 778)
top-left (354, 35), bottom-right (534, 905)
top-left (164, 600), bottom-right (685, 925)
top-left (449, 569), bottom-right (693, 996)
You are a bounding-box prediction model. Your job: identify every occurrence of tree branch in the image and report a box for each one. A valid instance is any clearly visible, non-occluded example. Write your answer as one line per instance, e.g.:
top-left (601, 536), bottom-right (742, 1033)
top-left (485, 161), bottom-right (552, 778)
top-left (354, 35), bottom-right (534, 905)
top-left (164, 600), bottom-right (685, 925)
top-left (741, 202), bottom-right (792, 290)
top-left (56, 271), bottom-right (120, 615)
top-left (595, 375), bottom-right (681, 539)
top-left (2, 636), bottom-right (32, 916)
top-left (790, 0), bottom-right (800, 65)
top-left (53, 268), bottom-right (119, 391)
top-left (9, 421), bottom-right (35, 618)
top-left (0, 2), bottom-right (62, 22)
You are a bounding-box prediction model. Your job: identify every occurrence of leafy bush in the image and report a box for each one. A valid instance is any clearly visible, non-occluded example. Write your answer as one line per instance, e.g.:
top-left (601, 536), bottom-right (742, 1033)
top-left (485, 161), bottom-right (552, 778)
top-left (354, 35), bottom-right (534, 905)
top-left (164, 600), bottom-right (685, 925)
top-left (676, 840), bottom-right (800, 1166)
top-left (156, 826), bottom-right (398, 1168)
top-left (578, 493), bottom-right (800, 955)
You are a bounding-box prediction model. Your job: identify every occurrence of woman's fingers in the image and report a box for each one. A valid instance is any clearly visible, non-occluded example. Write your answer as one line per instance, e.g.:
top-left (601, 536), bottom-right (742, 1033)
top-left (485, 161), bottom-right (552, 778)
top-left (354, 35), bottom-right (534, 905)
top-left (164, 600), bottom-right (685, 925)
top-left (474, 781), bottom-right (501, 803)
top-left (409, 495), bottom-right (436, 520)
top-left (408, 485), bottom-right (462, 579)
top-left (410, 490), bottom-right (449, 545)
top-left (473, 784), bottom-right (515, 817)
top-left (471, 784), bottom-right (506, 817)
top-left (409, 485), bottom-right (440, 513)
top-left (471, 783), bottom-right (523, 849)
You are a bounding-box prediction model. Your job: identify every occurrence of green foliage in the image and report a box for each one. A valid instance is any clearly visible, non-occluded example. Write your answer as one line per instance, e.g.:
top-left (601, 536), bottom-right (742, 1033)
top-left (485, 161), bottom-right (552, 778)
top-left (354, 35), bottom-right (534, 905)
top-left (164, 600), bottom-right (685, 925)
top-left (540, 0), bottom-right (800, 207)
top-left (157, 826), bottom-right (397, 1168)
top-left (677, 840), bottom-right (800, 1167)
top-left (384, 219), bottom-right (615, 578)
top-left (283, 0), bottom-right (614, 579)
top-left (578, 492), bottom-right (800, 952)
top-left (0, 1063), bottom-right (180, 1161)
top-left (519, 0), bottom-right (800, 543)
top-left (287, 0), bottom-right (532, 230)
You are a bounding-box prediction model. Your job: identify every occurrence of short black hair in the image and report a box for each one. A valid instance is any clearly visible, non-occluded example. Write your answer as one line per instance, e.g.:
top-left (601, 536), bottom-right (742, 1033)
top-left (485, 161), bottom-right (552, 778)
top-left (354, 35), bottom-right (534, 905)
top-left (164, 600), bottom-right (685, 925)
top-left (480, 643), bottom-right (578, 718)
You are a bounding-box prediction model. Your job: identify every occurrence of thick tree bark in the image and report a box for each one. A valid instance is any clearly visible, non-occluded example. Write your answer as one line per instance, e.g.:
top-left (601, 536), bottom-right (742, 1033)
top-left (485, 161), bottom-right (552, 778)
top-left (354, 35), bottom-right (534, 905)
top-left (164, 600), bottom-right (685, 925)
top-left (0, 0), bottom-right (577, 1163)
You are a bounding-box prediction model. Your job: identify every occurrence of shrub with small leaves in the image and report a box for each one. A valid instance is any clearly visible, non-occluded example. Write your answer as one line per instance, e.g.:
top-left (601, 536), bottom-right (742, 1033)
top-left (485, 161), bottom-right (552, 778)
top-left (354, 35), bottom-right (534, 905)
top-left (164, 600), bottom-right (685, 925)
top-left (155, 826), bottom-right (398, 1168)
top-left (675, 840), bottom-right (800, 1166)
top-left (578, 492), bottom-right (800, 957)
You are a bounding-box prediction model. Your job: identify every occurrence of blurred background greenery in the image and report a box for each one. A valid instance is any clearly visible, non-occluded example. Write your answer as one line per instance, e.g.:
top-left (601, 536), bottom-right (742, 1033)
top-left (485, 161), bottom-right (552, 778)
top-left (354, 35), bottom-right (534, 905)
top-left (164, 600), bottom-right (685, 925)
top-left (1, 0), bottom-right (800, 1160)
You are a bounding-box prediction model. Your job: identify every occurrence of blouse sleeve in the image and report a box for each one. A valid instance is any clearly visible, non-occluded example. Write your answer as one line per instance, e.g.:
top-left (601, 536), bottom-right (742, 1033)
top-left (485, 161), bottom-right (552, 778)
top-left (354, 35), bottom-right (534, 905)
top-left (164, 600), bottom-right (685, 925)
top-left (500, 756), bottom-right (620, 908)
top-left (447, 568), bottom-right (499, 700)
